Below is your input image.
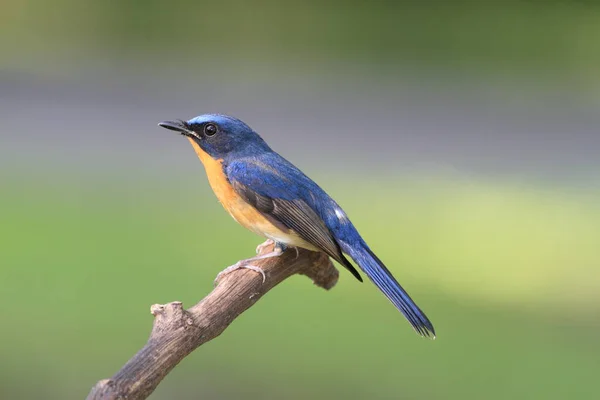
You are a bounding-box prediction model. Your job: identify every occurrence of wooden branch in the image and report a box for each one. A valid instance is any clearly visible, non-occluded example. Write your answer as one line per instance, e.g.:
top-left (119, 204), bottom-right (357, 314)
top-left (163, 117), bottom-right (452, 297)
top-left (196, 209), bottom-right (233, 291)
top-left (87, 243), bottom-right (338, 400)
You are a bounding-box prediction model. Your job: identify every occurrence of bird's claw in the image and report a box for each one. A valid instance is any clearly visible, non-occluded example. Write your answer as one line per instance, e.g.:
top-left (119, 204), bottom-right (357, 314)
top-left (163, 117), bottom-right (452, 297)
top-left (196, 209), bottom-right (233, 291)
top-left (255, 239), bottom-right (275, 254)
top-left (214, 262), bottom-right (266, 287)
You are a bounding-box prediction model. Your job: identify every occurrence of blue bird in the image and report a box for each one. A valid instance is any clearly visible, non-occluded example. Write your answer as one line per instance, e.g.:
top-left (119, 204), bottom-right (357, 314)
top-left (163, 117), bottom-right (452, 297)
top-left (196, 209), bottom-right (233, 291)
top-left (159, 114), bottom-right (435, 337)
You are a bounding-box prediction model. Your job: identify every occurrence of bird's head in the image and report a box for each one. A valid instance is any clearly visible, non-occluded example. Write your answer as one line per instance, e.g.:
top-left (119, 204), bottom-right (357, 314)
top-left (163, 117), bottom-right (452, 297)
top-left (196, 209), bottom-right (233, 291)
top-left (158, 114), bottom-right (270, 159)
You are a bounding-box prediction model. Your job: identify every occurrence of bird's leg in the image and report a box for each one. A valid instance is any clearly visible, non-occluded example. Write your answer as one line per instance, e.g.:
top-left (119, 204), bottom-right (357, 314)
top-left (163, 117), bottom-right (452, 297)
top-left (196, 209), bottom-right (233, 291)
top-left (257, 239), bottom-right (298, 258)
top-left (273, 242), bottom-right (300, 259)
top-left (255, 238), bottom-right (275, 254)
top-left (214, 242), bottom-right (286, 286)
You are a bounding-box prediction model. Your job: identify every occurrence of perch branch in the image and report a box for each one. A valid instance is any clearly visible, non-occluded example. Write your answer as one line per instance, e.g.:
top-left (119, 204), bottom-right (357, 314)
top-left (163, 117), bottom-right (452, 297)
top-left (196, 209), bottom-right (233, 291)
top-left (87, 242), bottom-right (338, 400)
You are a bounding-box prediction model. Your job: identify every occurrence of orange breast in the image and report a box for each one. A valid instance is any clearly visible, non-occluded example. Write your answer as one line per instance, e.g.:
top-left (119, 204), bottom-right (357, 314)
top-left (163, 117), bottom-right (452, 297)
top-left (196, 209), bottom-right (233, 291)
top-left (187, 138), bottom-right (317, 250)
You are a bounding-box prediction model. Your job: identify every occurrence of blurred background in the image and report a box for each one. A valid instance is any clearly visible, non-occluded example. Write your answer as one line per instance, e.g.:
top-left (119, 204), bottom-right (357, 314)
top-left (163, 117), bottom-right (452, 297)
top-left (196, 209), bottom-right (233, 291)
top-left (1, 1), bottom-right (599, 399)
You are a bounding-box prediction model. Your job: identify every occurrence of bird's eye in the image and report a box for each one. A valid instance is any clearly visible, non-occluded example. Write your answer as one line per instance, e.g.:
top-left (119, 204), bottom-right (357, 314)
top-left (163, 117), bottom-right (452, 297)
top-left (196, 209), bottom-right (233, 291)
top-left (204, 123), bottom-right (218, 136)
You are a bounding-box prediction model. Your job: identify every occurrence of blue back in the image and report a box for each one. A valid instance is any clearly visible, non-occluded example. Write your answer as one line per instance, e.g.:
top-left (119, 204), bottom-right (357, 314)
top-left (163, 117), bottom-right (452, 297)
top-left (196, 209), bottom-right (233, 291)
top-left (226, 152), bottom-right (364, 247)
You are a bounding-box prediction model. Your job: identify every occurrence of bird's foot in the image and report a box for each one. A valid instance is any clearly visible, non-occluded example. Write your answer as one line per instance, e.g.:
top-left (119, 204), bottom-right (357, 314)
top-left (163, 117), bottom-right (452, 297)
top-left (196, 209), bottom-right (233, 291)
top-left (255, 239), bottom-right (275, 255)
top-left (276, 242), bottom-right (299, 259)
top-left (256, 240), bottom-right (299, 258)
top-left (214, 261), bottom-right (266, 287)
top-left (214, 245), bottom-right (287, 286)
top-left (272, 241), bottom-right (300, 257)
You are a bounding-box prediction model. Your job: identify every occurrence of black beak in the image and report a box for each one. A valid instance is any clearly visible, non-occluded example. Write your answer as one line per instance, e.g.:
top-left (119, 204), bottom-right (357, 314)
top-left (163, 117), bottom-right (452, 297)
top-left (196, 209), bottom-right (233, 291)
top-left (158, 120), bottom-right (196, 137)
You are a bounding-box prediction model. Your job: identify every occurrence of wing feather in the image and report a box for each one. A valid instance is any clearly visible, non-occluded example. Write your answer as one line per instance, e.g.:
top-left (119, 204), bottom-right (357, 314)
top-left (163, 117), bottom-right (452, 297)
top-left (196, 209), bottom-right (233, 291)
top-left (229, 167), bottom-right (362, 282)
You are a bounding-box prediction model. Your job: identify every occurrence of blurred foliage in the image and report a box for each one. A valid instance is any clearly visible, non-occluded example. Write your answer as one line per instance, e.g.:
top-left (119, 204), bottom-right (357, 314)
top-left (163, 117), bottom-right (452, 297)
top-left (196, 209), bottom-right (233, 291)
top-left (1, 175), bottom-right (598, 399)
top-left (2, 0), bottom-right (600, 83)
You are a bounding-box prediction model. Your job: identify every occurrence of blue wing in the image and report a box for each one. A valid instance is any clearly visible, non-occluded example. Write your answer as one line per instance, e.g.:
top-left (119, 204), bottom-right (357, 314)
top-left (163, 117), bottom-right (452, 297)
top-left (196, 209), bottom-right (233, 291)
top-left (226, 152), bottom-right (435, 337)
top-left (226, 153), bottom-right (363, 281)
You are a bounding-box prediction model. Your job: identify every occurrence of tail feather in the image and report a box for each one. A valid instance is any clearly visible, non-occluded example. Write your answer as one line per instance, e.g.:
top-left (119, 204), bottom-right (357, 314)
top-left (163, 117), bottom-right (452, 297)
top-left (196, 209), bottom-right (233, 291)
top-left (344, 244), bottom-right (435, 338)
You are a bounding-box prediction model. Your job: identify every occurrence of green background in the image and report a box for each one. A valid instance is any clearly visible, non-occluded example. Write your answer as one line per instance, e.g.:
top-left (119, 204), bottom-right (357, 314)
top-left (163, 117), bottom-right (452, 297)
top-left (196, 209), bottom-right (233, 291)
top-left (1, 1), bottom-right (599, 399)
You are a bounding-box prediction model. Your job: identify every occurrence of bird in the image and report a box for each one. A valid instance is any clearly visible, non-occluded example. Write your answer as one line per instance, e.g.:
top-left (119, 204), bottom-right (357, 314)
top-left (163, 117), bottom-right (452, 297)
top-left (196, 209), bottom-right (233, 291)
top-left (158, 114), bottom-right (435, 338)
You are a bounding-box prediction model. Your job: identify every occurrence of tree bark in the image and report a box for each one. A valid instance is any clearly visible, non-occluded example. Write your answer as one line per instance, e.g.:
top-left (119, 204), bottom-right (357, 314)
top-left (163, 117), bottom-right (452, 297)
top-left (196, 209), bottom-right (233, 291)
top-left (87, 243), bottom-right (338, 400)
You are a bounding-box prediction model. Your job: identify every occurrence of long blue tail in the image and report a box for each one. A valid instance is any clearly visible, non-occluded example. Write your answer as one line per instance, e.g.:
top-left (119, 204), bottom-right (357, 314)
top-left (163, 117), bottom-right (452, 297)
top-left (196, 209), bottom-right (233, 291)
top-left (342, 243), bottom-right (435, 338)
